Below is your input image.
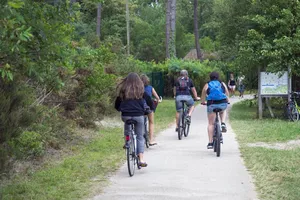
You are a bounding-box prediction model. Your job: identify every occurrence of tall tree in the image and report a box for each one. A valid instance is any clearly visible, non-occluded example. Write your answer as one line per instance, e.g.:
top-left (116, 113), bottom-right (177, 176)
top-left (126, 0), bottom-right (130, 55)
top-left (96, 3), bottom-right (102, 39)
top-left (166, 0), bottom-right (171, 58)
top-left (169, 0), bottom-right (177, 58)
top-left (193, 0), bottom-right (202, 60)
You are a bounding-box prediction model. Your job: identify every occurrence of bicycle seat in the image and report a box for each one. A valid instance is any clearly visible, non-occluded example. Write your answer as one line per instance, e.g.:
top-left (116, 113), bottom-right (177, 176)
top-left (213, 108), bottom-right (223, 113)
top-left (125, 119), bottom-right (137, 125)
top-left (180, 100), bottom-right (187, 103)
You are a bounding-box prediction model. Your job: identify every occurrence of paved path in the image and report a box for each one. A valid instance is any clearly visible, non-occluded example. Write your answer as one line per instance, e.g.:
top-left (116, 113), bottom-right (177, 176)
top-left (92, 96), bottom-right (258, 200)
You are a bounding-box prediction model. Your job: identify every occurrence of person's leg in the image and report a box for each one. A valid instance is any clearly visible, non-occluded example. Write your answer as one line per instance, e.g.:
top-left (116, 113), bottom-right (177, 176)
top-left (232, 85), bottom-right (236, 96)
top-left (148, 112), bottom-right (156, 144)
top-left (186, 96), bottom-right (195, 116)
top-left (121, 116), bottom-right (132, 148)
top-left (133, 116), bottom-right (146, 165)
top-left (175, 96), bottom-right (183, 130)
top-left (175, 112), bottom-right (180, 129)
top-left (207, 112), bottom-right (216, 146)
top-left (219, 103), bottom-right (228, 132)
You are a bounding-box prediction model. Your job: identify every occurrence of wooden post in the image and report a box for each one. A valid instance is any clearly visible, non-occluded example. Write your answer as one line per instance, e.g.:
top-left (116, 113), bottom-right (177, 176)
top-left (258, 67), bottom-right (263, 119)
top-left (126, 0), bottom-right (130, 56)
top-left (288, 66), bottom-right (292, 100)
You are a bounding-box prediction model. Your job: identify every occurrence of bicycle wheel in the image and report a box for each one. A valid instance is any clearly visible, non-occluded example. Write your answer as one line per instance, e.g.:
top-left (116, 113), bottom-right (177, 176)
top-left (215, 123), bottom-right (221, 157)
top-left (287, 102), bottom-right (299, 121)
top-left (144, 118), bottom-right (150, 148)
top-left (178, 111), bottom-right (183, 140)
top-left (213, 125), bottom-right (217, 152)
top-left (184, 111), bottom-right (190, 137)
top-left (126, 133), bottom-right (135, 176)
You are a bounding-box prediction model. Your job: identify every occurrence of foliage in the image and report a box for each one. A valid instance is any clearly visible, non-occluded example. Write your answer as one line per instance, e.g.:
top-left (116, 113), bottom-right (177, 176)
top-left (10, 131), bottom-right (44, 158)
top-left (212, 0), bottom-right (300, 76)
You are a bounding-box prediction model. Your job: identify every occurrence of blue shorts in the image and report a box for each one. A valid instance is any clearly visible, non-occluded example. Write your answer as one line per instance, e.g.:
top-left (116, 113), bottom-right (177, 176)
top-left (207, 103), bottom-right (227, 113)
top-left (175, 95), bottom-right (194, 111)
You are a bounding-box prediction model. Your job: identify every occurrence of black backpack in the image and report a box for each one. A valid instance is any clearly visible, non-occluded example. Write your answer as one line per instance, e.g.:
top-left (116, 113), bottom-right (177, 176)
top-left (178, 77), bottom-right (189, 91)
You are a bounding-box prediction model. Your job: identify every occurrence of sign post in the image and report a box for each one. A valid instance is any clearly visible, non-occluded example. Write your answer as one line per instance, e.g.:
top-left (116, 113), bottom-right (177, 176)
top-left (258, 71), bottom-right (290, 119)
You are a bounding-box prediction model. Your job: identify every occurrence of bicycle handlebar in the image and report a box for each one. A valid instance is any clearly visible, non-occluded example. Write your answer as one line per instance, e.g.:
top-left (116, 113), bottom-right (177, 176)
top-left (201, 102), bottom-right (230, 105)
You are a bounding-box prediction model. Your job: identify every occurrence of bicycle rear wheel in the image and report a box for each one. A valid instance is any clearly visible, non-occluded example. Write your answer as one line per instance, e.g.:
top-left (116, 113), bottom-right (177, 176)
top-left (215, 123), bottom-right (221, 157)
top-left (126, 133), bottom-right (136, 176)
top-left (178, 111), bottom-right (183, 140)
top-left (184, 113), bottom-right (190, 137)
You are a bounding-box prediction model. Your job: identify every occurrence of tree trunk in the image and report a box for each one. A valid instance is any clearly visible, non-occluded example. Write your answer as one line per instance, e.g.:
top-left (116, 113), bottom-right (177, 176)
top-left (96, 3), bottom-right (102, 40)
top-left (166, 0), bottom-right (171, 59)
top-left (170, 0), bottom-right (176, 58)
top-left (126, 0), bottom-right (130, 56)
top-left (194, 0), bottom-right (202, 60)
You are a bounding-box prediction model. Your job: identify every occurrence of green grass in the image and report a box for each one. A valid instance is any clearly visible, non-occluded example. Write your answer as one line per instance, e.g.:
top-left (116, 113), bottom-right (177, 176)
top-left (230, 100), bottom-right (300, 200)
top-left (0, 99), bottom-right (176, 200)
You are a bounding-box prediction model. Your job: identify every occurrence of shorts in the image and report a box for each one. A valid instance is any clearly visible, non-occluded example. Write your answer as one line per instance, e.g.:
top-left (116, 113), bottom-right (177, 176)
top-left (207, 103), bottom-right (227, 113)
top-left (228, 85), bottom-right (236, 90)
top-left (175, 95), bottom-right (194, 111)
top-left (238, 85), bottom-right (245, 92)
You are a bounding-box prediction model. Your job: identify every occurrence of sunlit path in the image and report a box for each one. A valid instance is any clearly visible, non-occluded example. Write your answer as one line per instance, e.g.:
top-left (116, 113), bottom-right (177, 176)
top-left (91, 96), bottom-right (258, 200)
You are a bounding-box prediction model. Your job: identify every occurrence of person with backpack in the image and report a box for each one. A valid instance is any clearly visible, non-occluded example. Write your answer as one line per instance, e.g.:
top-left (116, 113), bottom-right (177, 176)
top-left (201, 71), bottom-right (229, 149)
top-left (174, 70), bottom-right (200, 132)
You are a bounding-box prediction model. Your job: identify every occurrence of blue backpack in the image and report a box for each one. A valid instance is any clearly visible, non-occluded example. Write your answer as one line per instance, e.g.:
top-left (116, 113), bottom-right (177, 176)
top-left (207, 80), bottom-right (226, 100)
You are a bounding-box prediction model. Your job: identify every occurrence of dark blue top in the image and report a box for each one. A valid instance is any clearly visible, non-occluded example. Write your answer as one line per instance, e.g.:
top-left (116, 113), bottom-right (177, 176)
top-left (114, 92), bottom-right (154, 116)
top-left (144, 85), bottom-right (153, 97)
top-left (174, 77), bottom-right (194, 96)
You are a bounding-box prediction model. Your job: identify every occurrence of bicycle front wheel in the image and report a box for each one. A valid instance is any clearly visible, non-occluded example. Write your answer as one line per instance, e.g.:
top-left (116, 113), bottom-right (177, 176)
top-left (126, 135), bottom-right (136, 176)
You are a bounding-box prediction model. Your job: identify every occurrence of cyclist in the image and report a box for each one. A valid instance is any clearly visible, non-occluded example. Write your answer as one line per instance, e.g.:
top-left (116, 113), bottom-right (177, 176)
top-left (237, 74), bottom-right (245, 98)
top-left (140, 74), bottom-right (161, 146)
top-left (201, 71), bottom-right (229, 149)
top-left (114, 72), bottom-right (151, 167)
top-left (174, 70), bottom-right (200, 132)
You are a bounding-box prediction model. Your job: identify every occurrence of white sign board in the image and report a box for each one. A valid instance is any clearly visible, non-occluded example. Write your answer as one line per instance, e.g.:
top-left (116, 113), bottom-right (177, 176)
top-left (260, 71), bottom-right (288, 95)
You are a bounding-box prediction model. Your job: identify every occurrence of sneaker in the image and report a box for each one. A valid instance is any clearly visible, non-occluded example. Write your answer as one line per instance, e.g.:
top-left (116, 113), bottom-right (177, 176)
top-left (207, 143), bottom-right (213, 149)
top-left (221, 123), bottom-right (227, 133)
top-left (175, 127), bottom-right (178, 132)
top-left (186, 115), bottom-right (191, 124)
top-left (123, 142), bottom-right (130, 149)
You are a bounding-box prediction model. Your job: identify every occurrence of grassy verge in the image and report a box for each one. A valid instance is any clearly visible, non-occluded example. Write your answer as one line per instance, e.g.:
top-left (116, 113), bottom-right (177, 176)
top-left (0, 99), bottom-right (175, 200)
top-left (230, 99), bottom-right (300, 200)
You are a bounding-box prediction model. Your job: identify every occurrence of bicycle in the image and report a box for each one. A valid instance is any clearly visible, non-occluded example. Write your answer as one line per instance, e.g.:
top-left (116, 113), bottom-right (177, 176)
top-left (286, 92), bottom-right (300, 121)
top-left (202, 102), bottom-right (229, 157)
top-left (177, 100), bottom-right (191, 140)
top-left (212, 108), bottom-right (222, 157)
top-left (124, 119), bottom-right (141, 177)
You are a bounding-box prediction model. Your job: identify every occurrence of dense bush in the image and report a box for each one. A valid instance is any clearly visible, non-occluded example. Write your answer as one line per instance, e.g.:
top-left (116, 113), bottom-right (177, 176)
top-left (10, 131), bottom-right (44, 158)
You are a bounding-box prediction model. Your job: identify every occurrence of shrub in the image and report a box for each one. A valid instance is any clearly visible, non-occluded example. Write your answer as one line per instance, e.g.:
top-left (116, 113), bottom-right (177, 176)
top-left (10, 131), bottom-right (44, 159)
